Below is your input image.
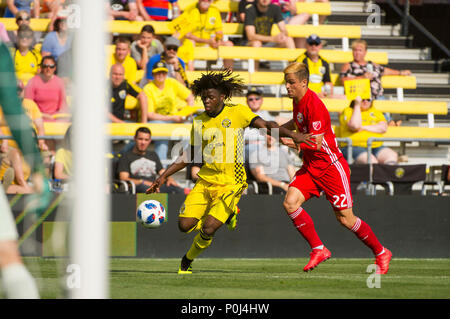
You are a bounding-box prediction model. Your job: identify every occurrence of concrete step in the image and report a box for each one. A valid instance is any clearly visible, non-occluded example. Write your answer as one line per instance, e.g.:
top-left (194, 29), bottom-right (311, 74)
top-left (325, 11), bottom-right (386, 24)
top-left (370, 47), bottom-right (432, 61)
top-left (325, 35), bottom-right (413, 48)
top-left (330, 1), bottom-right (368, 13)
top-left (414, 73), bottom-right (449, 85)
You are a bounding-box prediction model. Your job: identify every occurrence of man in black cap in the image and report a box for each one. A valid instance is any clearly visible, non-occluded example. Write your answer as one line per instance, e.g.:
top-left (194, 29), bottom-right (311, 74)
top-left (145, 36), bottom-right (189, 87)
top-left (294, 34), bottom-right (334, 98)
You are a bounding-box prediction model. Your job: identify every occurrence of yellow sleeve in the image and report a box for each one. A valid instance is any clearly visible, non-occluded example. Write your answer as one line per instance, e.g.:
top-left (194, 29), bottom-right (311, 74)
top-left (237, 104), bottom-right (258, 128)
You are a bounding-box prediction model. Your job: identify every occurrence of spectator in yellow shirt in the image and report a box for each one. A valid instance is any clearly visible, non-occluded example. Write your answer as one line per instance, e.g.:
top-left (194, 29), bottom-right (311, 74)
top-left (339, 97), bottom-right (398, 164)
top-left (177, 0), bottom-right (234, 70)
top-left (143, 61), bottom-right (194, 163)
top-left (108, 36), bottom-right (138, 84)
top-left (12, 25), bottom-right (41, 89)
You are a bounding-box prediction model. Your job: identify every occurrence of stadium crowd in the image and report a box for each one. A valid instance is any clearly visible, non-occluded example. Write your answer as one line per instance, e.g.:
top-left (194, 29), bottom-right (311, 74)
top-left (0, 0), bottom-right (444, 195)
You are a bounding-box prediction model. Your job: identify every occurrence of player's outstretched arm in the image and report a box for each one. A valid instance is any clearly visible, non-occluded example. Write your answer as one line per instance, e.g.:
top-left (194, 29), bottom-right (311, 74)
top-left (251, 117), bottom-right (316, 147)
top-left (146, 145), bottom-right (193, 194)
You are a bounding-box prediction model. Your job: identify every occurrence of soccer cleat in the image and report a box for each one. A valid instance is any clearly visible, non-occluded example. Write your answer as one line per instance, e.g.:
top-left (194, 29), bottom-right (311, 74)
top-left (303, 247), bottom-right (331, 272)
top-left (226, 206), bottom-right (240, 231)
top-left (178, 255), bottom-right (193, 274)
top-left (375, 248), bottom-right (392, 275)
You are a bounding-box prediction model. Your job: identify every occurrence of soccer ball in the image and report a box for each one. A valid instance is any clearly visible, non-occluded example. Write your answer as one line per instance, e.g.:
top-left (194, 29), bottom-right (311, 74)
top-left (137, 200), bottom-right (166, 228)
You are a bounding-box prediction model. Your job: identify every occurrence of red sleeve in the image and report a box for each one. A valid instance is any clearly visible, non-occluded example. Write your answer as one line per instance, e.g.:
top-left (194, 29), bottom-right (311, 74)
top-left (307, 98), bottom-right (328, 136)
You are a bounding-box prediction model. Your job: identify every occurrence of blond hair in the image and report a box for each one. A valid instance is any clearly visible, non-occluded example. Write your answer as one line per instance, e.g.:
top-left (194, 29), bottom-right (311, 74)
top-left (351, 39), bottom-right (368, 50)
top-left (283, 62), bottom-right (309, 83)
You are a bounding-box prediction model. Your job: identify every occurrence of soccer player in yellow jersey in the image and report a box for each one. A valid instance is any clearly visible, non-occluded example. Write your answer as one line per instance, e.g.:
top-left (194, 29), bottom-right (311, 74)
top-left (146, 69), bottom-right (314, 273)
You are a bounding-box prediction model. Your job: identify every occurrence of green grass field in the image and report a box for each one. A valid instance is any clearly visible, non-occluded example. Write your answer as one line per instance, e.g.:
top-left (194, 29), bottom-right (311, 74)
top-left (21, 257), bottom-right (450, 299)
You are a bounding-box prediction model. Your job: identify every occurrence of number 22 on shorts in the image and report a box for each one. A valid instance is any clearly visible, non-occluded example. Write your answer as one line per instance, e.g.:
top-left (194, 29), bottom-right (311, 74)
top-left (332, 194), bottom-right (348, 209)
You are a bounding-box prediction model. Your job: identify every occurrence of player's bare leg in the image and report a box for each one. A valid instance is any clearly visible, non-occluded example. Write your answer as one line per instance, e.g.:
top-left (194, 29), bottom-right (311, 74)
top-left (335, 208), bottom-right (392, 274)
top-left (0, 240), bottom-right (39, 298)
top-left (283, 187), bottom-right (331, 272)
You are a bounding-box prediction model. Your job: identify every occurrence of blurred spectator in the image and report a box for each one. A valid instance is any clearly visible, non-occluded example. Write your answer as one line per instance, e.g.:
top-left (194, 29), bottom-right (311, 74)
top-left (24, 55), bottom-right (68, 122)
top-left (0, 22), bottom-right (9, 42)
top-left (249, 134), bottom-right (296, 194)
top-left (340, 39), bottom-right (412, 101)
top-left (40, 0), bottom-right (66, 31)
top-left (108, 0), bottom-right (141, 21)
top-left (238, 0), bottom-right (255, 22)
top-left (177, 0), bottom-right (234, 70)
top-left (0, 98), bottom-right (49, 194)
top-left (143, 61), bottom-right (194, 163)
top-left (243, 0), bottom-right (295, 69)
top-left (136, 0), bottom-right (180, 21)
top-left (338, 97), bottom-right (398, 165)
top-left (145, 36), bottom-right (188, 87)
top-left (130, 25), bottom-right (164, 70)
top-left (6, 10), bottom-right (41, 47)
top-left (243, 87), bottom-right (285, 158)
top-left (3, 0), bottom-right (40, 18)
top-left (12, 25), bottom-right (41, 90)
top-left (117, 126), bottom-right (183, 193)
top-left (53, 124), bottom-right (71, 182)
top-left (272, 0), bottom-right (309, 48)
top-left (110, 63), bottom-right (148, 123)
top-left (294, 34), bottom-right (339, 98)
top-left (41, 17), bottom-right (73, 60)
top-left (109, 36), bottom-right (138, 84)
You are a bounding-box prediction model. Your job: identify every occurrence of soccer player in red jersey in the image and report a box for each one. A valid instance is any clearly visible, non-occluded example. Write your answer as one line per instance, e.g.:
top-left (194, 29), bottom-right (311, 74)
top-left (280, 62), bottom-right (392, 274)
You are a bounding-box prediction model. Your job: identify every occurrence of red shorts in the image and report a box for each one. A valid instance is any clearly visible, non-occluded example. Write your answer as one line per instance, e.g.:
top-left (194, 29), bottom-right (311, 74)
top-left (289, 157), bottom-right (353, 211)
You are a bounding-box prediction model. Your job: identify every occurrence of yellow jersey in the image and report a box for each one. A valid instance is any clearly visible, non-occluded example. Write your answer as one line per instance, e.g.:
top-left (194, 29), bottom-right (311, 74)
top-left (183, 4), bottom-right (223, 42)
top-left (338, 105), bottom-right (387, 148)
top-left (295, 53), bottom-right (331, 94)
top-left (14, 49), bottom-right (41, 86)
top-left (108, 54), bottom-right (138, 84)
top-left (143, 78), bottom-right (192, 115)
top-left (191, 103), bottom-right (258, 186)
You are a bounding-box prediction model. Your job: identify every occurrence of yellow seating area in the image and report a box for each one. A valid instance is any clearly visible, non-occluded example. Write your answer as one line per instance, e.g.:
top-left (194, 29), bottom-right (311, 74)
top-left (178, 0), bottom-right (332, 15)
top-left (38, 122), bottom-right (450, 141)
top-left (0, 18), bottom-right (358, 39)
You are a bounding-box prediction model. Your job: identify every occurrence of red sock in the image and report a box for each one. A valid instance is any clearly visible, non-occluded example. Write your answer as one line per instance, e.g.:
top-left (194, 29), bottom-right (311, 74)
top-left (288, 207), bottom-right (323, 250)
top-left (351, 218), bottom-right (384, 255)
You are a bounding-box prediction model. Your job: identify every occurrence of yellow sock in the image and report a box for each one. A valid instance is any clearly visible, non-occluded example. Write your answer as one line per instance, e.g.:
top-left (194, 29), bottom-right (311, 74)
top-left (186, 230), bottom-right (213, 260)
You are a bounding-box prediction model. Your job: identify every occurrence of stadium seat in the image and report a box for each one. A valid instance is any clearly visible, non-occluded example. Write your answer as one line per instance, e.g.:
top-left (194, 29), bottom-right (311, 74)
top-left (370, 164), bottom-right (427, 195)
top-left (349, 164), bottom-right (371, 194)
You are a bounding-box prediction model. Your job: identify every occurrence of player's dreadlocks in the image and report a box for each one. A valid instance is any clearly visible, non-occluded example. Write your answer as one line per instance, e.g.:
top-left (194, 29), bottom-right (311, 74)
top-left (190, 68), bottom-right (245, 101)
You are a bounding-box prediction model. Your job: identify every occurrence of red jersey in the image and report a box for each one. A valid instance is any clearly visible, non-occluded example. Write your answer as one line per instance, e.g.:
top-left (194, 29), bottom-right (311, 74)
top-left (293, 89), bottom-right (343, 177)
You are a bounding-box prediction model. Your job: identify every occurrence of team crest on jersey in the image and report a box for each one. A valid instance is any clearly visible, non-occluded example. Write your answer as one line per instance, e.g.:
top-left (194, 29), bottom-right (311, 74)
top-left (319, 66), bottom-right (326, 74)
top-left (210, 17), bottom-right (216, 25)
top-left (222, 118), bottom-right (231, 128)
top-left (119, 90), bottom-right (126, 99)
top-left (312, 121), bottom-right (321, 131)
top-left (297, 112), bottom-right (303, 124)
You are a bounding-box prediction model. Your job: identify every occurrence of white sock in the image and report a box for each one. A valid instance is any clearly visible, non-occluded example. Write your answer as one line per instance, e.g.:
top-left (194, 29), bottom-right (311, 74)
top-left (312, 245), bottom-right (324, 250)
top-left (1, 263), bottom-right (39, 299)
top-left (375, 248), bottom-right (385, 256)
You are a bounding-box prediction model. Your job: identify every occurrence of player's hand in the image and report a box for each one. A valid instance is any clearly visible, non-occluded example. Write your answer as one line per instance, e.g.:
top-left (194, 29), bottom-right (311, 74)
top-left (292, 132), bottom-right (315, 147)
top-left (146, 177), bottom-right (163, 194)
top-left (280, 137), bottom-right (299, 150)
